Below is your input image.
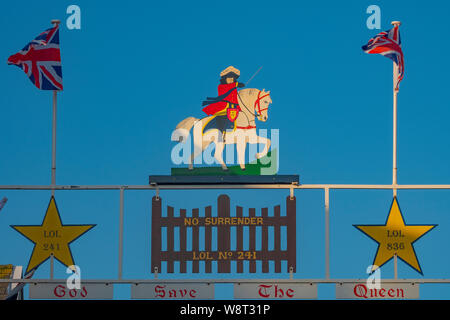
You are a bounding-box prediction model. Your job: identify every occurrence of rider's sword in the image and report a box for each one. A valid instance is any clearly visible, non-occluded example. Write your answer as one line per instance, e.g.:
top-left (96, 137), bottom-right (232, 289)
top-left (245, 66), bottom-right (263, 86)
top-left (236, 66), bottom-right (263, 119)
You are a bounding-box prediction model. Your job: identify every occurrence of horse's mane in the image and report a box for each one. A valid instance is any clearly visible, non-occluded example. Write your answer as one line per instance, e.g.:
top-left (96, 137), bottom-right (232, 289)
top-left (238, 88), bottom-right (258, 98)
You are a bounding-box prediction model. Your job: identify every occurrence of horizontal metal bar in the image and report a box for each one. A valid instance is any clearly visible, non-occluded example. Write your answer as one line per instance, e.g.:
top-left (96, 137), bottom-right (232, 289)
top-left (1, 184), bottom-right (450, 190)
top-left (1, 278), bottom-right (450, 284)
top-left (0, 184), bottom-right (298, 190)
top-left (301, 184), bottom-right (450, 190)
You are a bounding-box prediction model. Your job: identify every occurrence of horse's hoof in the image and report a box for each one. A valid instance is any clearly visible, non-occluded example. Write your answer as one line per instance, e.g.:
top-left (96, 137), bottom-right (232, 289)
top-left (240, 167), bottom-right (246, 171)
top-left (256, 153), bottom-right (267, 159)
top-left (222, 166), bottom-right (229, 171)
top-left (188, 166), bottom-right (194, 171)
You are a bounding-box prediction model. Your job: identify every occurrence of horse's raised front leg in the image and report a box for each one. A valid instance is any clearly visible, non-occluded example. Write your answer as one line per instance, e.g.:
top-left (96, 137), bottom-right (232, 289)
top-left (255, 136), bottom-right (271, 159)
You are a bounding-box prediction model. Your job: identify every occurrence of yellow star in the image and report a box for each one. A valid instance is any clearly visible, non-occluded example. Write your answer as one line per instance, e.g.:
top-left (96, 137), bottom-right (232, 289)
top-left (11, 196), bottom-right (95, 273)
top-left (354, 197), bottom-right (436, 275)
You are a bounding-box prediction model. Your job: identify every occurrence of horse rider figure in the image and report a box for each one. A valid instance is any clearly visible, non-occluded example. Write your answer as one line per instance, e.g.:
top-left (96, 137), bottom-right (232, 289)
top-left (202, 66), bottom-right (245, 141)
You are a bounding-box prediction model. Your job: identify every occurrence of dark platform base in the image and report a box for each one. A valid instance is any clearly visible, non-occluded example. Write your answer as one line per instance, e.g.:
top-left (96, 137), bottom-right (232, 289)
top-left (148, 175), bottom-right (299, 185)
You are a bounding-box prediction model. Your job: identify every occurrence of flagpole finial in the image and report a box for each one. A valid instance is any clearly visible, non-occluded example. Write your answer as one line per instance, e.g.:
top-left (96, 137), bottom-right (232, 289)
top-left (391, 21), bottom-right (401, 26)
top-left (51, 19), bottom-right (61, 26)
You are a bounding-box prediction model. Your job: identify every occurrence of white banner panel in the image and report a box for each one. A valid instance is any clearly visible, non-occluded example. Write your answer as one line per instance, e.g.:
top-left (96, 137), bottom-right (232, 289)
top-left (29, 283), bottom-right (113, 299)
top-left (234, 283), bottom-right (317, 299)
top-left (336, 282), bottom-right (419, 299)
top-left (131, 283), bottom-right (214, 299)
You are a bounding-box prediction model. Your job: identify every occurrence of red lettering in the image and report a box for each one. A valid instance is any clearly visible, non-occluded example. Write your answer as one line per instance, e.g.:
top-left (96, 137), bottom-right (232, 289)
top-left (54, 285), bottom-right (66, 298)
top-left (69, 289), bottom-right (77, 298)
top-left (154, 285), bottom-right (202, 299)
top-left (179, 289), bottom-right (187, 298)
top-left (80, 286), bottom-right (88, 298)
top-left (258, 285), bottom-right (271, 298)
top-left (354, 284), bottom-right (368, 298)
top-left (388, 289), bottom-right (395, 297)
top-left (286, 288), bottom-right (295, 298)
top-left (354, 284), bottom-right (406, 299)
top-left (274, 285), bottom-right (284, 298)
top-left (257, 285), bottom-right (297, 298)
top-left (154, 285), bottom-right (166, 298)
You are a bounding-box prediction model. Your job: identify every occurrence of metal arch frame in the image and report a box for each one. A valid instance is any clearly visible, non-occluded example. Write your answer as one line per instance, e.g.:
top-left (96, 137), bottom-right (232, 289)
top-left (1, 183), bottom-right (450, 288)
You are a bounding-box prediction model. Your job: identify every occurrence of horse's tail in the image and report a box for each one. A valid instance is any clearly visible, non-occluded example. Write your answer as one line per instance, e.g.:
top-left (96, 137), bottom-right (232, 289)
top-left (175, 116), bottom-right (198, 142)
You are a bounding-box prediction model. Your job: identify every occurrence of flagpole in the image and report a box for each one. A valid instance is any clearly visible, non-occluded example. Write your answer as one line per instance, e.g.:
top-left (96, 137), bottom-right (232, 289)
top-left (391, 20), bottom-right (401, 197)
top-left (50, 19), bottom-right (60, 198)
top-left (391, 20), bottom-right (401, 279)
top-left (51, 89), bottom-right (57, 197)
top-left (393, 62), bottom-right (398, 196)
top-left (50, 20), bottom-right (60, 280)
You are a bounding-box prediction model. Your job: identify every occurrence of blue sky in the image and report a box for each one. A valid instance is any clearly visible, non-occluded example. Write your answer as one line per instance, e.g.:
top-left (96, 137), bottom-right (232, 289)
top-left (1, 0), bottom-right (450, 299)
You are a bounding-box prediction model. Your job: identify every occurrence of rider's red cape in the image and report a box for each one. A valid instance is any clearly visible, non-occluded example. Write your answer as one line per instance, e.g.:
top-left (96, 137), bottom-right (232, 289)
top-left (202, 83), bottom-right (240, 115)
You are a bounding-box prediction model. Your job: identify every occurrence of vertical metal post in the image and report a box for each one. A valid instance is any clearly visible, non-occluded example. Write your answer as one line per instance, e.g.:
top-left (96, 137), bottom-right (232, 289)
top-left (49, 21), bottom-right (59, 280)
top-left (394, 254), bottom-right (398, 279)
top-left (325, 187), bottom-right (330, 280)
top-left (392, 71), bottom-right (398, 198)
top-left (391, 21), bottom-right (402, 278)
top-left (391, 20), bottom-right (401, 197)
top-left (50, 254), bottom-right (54, 279)
top-left (118, 187), bottom-right (124, 279)
top-left (51, 90), bottom-right (57, 197)
top-left (393, 79), bottom-right (399, 274)
top-left (50, 19), bottom-right (60, 197)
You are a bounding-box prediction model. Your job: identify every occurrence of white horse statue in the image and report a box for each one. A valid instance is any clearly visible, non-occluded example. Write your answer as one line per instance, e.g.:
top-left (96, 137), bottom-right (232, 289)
top-left (175, 88), bottom-right (272, 170)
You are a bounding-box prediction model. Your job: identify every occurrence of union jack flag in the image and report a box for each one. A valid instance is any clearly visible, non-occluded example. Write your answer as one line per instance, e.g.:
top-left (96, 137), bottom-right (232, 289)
top-left (7, 25), bottom-right (63, 90)
top-left (362, 25), bottom-right (404, 90)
